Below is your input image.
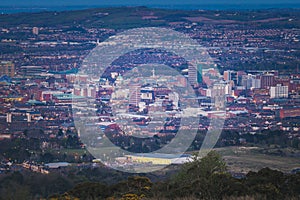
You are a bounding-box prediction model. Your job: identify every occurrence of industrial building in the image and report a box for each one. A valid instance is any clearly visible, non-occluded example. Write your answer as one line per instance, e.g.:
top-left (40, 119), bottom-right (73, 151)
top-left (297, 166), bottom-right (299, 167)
top-left (126, 153), bottom-right (192, 165)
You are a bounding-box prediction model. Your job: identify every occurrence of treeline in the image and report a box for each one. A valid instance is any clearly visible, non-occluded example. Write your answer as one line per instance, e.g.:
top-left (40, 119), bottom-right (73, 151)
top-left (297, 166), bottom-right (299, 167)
top-left (242, 130), bottom-right (300, 150)
top-left (0, 135), bottom-right (93, 163)
top-left (189, 130), bottom-right (300, 152)
top-left (1, 129), bottom-right (299, 165)
top-left (2, 151), bottom-right (298, 200)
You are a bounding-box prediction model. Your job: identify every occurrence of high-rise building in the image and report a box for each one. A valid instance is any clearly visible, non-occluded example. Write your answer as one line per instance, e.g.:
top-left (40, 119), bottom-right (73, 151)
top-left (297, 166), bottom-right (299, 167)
top-left (261, 74), bottom-right (275, 89)
top-left (223, 70), bottom-right (238, 86)
top-left (210, 83), bottom-right (232, 97)
top-left (270, 84), bottom-right (288, 98)
top-left (241, 74), bottom-right (261, 89)
top-left (188, 64), bottom-right (203, 85)
top-left (32, 27), bottom-right (39, 35)
top-left (210, 83), bottom-right (229, 109)
top-left (241, 75), bottom-right (252, 90)
top-left (237, 71), bottom-right (247, 86)
top-left (20, 66), bottom-right (45, 77)
top-left (197, 64), bottom-right (203, 84)
top-left (251, 76), bottom-right (261, 89)
top-left (188, 64), bottom-right (197, 85)
top-left (0, 61), bottom-right (15, 77)
top-left (129, 84), bottom-right (141, 107)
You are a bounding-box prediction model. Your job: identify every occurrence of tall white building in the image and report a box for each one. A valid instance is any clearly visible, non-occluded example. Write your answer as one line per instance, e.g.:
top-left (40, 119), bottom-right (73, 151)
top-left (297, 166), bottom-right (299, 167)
top-left (210, 83), bottom-right (230, 109)
top-left (32, 27), bottom-right (39, 35)
top-left (251, 77), bottom-right (261, 89)
top-left (241, 74), bottom-right (261, 89)
top-left (188, 64), bottom-right (197, 85)
top-left (270, 84), bottom-right (288, 98)
top-left (129, 84), bottom-right (141, 106)
top-left (211, 83), bottom-right (232, 96)
top-left (168, 92), bottom-right (179, 109)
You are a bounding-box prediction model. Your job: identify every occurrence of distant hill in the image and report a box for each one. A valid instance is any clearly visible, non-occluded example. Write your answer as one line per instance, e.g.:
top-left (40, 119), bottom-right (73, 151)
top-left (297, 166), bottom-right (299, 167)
top-left (0, 6), bottom-right (299, 29)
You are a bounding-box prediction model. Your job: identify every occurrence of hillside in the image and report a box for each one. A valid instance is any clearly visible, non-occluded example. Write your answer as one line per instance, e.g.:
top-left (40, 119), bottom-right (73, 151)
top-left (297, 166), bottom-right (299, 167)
top-left (0, 6), bottom-right (299, 29)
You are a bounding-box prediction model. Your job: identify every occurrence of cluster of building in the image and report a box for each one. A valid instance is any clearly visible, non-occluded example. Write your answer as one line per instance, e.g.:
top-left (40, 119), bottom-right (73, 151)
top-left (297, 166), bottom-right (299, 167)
top-left (0, 8), bottom-right (299, 169)
top-left (189, 67), bottom-right (300, 132)
top-left (1, 55), bottom-right (300, 137)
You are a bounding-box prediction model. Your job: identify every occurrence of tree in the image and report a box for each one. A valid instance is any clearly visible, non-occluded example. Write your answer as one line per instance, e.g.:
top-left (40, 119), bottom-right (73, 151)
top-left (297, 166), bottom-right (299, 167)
top-left (170, 151), bottom-right (229, 199)
top-left (126, 176), bottom-right (152, 196)
top-left (66, 182), bottom-right (110, 199)
top-left (40, 152), bottom-right (54, 163)
top-left (244, 168), bottom-right (286, 199)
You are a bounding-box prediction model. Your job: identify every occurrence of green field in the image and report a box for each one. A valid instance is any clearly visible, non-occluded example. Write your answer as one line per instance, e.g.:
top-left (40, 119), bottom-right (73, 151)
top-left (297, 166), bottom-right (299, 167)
top-left (214, 146), bottom-right (300, 173)
top-left (49, 146), bottom-right (300, 173)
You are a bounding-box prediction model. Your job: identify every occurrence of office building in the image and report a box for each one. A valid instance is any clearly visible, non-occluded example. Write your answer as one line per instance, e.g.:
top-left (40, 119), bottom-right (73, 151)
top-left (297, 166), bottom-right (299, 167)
top-left (0, 61), bottom-right (15, 77)
top-left (261, 74), bottom-right (275, 89)
top-left (32, 27), bottom-right (39, 35)
top-left (223, 70), bottom-right (238, 86)
top-left (188, 64), bottom-right (203, 85)
top-left (270, 84), bottom-right (288, 98)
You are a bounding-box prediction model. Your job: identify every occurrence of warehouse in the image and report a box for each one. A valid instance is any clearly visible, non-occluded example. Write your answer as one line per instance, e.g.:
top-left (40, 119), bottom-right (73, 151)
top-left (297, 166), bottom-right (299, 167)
top-left (126, 153), bottom-right (192, 165)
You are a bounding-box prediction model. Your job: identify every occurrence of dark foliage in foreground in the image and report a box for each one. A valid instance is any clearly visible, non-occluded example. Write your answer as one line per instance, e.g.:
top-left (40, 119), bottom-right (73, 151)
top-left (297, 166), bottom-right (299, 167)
top-left (0, 151), bottom-right (299, 199)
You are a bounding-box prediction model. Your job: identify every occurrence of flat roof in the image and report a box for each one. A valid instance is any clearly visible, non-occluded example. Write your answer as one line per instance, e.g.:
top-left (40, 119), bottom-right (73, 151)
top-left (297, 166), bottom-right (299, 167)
top-left (45, 162), bottom-right (70, 168)
top-left (53, 93), bottom-right (84, 100)
top-left (127, 153), bottom-right (191, 159)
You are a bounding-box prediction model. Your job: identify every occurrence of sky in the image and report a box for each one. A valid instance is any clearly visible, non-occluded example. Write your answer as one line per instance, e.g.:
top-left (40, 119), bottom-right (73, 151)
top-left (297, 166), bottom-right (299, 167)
top-left (1, 0), bottom-right (299, 6)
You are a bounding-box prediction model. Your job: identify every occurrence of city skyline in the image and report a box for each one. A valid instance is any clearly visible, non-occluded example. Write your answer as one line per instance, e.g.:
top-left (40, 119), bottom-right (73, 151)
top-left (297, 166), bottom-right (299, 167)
top-left (0, 5), bottom-right (299, 199)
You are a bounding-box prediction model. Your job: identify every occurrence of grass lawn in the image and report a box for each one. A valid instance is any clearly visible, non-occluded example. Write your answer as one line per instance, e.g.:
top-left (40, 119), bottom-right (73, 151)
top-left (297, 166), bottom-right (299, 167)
top-left (215, 146), bottom-right (300, 173)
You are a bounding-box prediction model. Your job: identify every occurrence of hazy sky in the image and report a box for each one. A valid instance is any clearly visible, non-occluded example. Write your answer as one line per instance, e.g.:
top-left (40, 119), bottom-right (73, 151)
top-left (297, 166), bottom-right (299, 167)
top-left (1, 0), bottom-right (299, 6)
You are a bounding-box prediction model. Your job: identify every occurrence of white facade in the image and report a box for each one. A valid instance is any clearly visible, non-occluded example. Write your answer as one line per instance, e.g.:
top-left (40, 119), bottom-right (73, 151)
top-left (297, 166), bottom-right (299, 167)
top-left (251, 77), bottom-right (261, 89)
top-left (188, 64), bottom-right (197, 85)
top-left (270, 84), bottom-right (288, 98)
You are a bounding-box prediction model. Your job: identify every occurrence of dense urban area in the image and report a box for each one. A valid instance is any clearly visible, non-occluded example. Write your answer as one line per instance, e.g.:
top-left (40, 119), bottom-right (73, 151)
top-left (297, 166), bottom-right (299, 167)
top-left (0, 6), bottom-right (299, 199)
